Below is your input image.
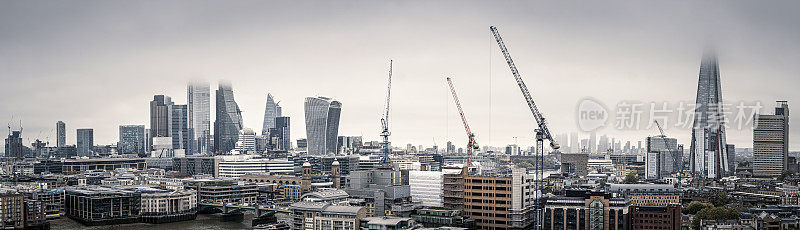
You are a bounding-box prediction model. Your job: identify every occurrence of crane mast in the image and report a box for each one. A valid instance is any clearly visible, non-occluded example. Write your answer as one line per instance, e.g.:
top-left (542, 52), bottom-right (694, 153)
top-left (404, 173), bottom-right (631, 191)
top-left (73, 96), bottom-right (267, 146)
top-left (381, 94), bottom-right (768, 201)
top-left (490, 26), bottom-right (559, 150)
top-left (654, 121), bottom-right (683, 189)
top-left (380, 60), bottom-right (393, 164)
top-left (446, 77), bottom-right (477, 167)
top-left (490, 25), bottom-right (559, 230)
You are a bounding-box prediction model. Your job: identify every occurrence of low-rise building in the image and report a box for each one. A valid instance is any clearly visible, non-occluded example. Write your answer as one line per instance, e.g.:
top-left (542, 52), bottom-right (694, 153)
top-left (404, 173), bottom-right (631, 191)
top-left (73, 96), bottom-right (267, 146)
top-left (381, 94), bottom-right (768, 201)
top-left (625, 204), bottom-right (681, 230)
top-left (543, 190), bottom-right (629, 230)
top-left (62, 158), bottom-right (145, 174)
top-left (185, 179), bottom-right (258, 204)
top-left (1, 188), bottom-right (25, 229)
top-left (410, 207), bottom-right (474, 229)
top-left (289, 202), bottom-right (367, 230)
top-left (64, 186), bottom-right (142, 225)
top-left (360, 216), bottom-right (415, 230)
top-left (609, 184), bottom-right (680, 206)
top-left (172, 156), bottom-right (219, 177)
top-left (138, 187), bottom-right (197, 223)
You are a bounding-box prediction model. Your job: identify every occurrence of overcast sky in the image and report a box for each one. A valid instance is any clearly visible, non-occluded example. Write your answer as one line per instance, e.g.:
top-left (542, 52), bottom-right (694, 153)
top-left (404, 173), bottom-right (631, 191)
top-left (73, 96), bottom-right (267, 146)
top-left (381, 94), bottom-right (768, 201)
top-left (1, 1), bottom-right (798, 151)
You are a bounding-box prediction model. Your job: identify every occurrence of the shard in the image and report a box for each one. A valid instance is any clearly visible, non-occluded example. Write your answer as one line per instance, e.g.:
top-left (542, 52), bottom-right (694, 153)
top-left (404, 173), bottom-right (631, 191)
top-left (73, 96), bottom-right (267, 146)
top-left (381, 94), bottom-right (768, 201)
top-left (690, 51), bottom-right (729, 179)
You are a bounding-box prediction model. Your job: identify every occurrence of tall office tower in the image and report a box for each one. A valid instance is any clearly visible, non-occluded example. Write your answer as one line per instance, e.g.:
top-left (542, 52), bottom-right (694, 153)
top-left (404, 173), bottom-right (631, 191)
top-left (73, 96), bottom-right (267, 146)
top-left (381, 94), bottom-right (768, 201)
top-left (150, 95), bottom-right (173, 142)
top-left (645, 135), bottom-right (680, 179)
top-left (753, 101), bottom-right (789, 178)
top-left (214, 81), bottom-right (243, 154)
top-left (118, 125), bottom-right (146, 155)
top-left (589, 131), bottom-right (596, 153)
top-left (726, 144), bottom-right (735, 173)
top-left (4, 131), bottom-right (23, 158)
top-left (269, 116), bottom-right (291, 151)
top-left (188, 80), bottom-right (211, 154)
top-left (262, 93), bottom-right (279, 135)
top-left (597, 135), bottom-right (609, 153)
top-left (76, 129), bottom-right (93, 156)
top-left (172, 104), bottom-right (190, 155)
top-left (56, 121), bottom-right (66, 148)
top-left (690, 52), bottom-right (729, 179)
top-left (570, 132), bottom-right (579, 153)
top-left (304, 97), bottom-right (341, 155)
top-left (145, 128), bottom-right (152, 153)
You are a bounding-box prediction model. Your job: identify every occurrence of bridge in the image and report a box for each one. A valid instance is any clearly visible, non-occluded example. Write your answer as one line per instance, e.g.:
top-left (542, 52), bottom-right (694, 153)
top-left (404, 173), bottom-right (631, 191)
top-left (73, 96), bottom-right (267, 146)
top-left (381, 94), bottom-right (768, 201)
top-left (198, 202), bottom-right (291, 218)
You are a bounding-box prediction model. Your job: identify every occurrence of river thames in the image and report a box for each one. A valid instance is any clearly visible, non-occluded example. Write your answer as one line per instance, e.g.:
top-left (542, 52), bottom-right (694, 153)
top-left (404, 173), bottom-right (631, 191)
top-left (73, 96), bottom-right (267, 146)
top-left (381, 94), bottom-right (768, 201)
top-left (50, 214), bottom-right (255, 230)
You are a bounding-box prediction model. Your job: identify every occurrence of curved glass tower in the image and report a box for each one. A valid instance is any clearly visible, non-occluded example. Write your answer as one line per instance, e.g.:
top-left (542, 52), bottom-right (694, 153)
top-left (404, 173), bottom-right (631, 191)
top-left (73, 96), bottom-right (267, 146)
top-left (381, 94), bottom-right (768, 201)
top-left (214, 81), bottom-right (243, 154)
top-left (304, 97), bottom-right (341, 155)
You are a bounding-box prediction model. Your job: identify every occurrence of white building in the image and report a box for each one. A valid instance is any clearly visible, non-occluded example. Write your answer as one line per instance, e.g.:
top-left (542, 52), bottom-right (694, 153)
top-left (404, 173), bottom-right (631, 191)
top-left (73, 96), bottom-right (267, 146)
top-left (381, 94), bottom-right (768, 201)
top-left (235, 128), bottom-right (257, 154)
top-left (409, 171), bottom-right (443, 207)
top-left (218, 156), bottom-right (294, 177)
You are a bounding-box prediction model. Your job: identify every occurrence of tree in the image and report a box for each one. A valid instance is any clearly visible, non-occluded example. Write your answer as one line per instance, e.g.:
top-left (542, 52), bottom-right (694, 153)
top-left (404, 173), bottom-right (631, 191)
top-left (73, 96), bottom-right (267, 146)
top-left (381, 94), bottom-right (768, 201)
top-left (778, 170), bottom-right (795, 180)
top-left (692, 207), bottom-right (740, 230)
top-left (712, 192), bottom-right (730, 207)
top-left (623, 173), bottom-right (639, 184)
top-left (684, 201), bottom-right (714, 215)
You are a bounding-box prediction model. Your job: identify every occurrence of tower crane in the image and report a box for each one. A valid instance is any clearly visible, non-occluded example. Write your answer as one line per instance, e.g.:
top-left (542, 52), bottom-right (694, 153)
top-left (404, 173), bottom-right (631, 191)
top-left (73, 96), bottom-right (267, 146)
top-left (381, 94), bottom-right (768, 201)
top-left (490, 26), bottom-right (559, 151)
top-left (446, 77), bottom-right (478, 167)
top-left (490, 25), bottom-right (559, 230)
top-left (654, 120), bottom-right (684, 189)
top-left (380, 60), bottom-right (393, 164)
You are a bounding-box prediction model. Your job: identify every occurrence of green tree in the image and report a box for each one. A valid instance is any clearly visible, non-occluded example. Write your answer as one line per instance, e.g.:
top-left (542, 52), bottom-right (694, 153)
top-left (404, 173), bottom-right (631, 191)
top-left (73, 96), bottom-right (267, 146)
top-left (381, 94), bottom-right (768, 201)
top-left (712, 192), bottom-right (730, 207)
top-left (778, 170), bottom-right (795, 180)
top-left (683, 201), bottom-right (714, 215)
top-left (623, 173), bottom-right (639, 184)
top-left (691, 206), bottom-right (740, 230)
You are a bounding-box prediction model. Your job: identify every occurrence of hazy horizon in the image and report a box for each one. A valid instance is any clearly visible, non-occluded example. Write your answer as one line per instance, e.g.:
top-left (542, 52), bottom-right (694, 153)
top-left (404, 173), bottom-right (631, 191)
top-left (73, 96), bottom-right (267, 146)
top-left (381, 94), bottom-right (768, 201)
top-left (2, 1), bottom-right (799, 151)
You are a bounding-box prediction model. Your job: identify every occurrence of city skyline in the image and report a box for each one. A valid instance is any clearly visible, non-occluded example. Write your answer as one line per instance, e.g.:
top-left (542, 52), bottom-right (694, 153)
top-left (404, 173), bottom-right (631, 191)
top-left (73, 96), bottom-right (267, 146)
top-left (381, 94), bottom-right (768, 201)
top-left (1, 1), bottom-right (799, 150)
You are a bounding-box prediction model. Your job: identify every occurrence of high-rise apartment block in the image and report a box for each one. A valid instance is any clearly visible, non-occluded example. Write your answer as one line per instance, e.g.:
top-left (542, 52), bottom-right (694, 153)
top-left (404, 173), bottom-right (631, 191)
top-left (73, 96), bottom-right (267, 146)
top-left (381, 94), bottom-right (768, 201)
top-left (753, 101), bottom-right (790, 178)
top-left (56, 121), bottom-right (66, 148)
top-left (118, 125), bottom-right (146, 155)
top-left (76, 129), bottom-right (93, 156)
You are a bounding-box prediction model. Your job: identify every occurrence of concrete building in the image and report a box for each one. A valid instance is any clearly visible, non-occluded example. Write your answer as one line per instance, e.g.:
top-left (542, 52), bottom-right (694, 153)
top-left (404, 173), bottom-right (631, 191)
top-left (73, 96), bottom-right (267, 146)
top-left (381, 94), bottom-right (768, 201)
top-left (214, 81), bottom-right (243, 154)
top-left (410, 207), bottom-right (474, 229)
top-left (62, 158), bottom-right (146, 174)
top-left (409, 170), bottom-right (444, 207)
top-left (188, 80), bottom-right (211, 154)
top-left (56, 121), bottom-right (66, 148)
top-left (753, 101), bottom-right (790, 178)
top-left (218, 158), bottom-right (295, 177)
top-left (150, 95), bottom-right (173, 143)
top-left (608, 184), bottom-right (680, 206)
top-left (138, 187), bottom-right (197, 223)
top-left (185, 179), bottom-right (257, 204)
top-left (442, 167), bottom-right (538, 230)
top-left (304, 97), bottom-right (342, 155)
top-left (235, 128), bottom-right (257, 154)
top-left (360, 216), bottom-right (416, 230)
top-left (345, 169), bottom-right (413, 217)
top-left (289, 202), bottom-right (367, 230)
top-left (173, 156), bottom-right (220, 177)
top-left (76, 128), bottom-right (93, 156)
top-left (119, 125), bottom-right (147, 156)
top-left (64, 186), bottom-right (141, 225)
top-left (543, 190), bottom-right (629, 230)
top-left (645, 135), bottom-right (680, 179)
top-left (0, 188), bottom-right (24, 229)
top-left (4, 130), bottom-right (23, 158)
top-left (625, 204), bottom-right (681, 230)
top-left (561, 153), bottom-right (589, 177)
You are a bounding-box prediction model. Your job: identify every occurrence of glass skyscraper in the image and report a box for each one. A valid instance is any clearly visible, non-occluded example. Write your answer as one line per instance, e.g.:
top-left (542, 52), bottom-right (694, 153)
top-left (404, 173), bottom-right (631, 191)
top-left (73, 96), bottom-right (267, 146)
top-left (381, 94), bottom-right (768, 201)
top-left (76, 128), bottom-right (93, 157)
top-left (262, 93), bottom-right (279, 135)
top-left (214, 81), bottom-right (243, 154)
top-left (304, 97), bottom-right (341, 155)
top-left (690, 51), bottom-right (729, 179)
top-left (188, 80), bottom-right (211, 154)
top-left (172, 104), bottom-right (190, 153)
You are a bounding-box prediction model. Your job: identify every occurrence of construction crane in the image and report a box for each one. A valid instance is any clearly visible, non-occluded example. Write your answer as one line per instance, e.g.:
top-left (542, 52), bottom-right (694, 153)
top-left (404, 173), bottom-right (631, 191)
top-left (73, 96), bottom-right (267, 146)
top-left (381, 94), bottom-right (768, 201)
top-left (654, 121), bottom-right (684, 189)
top-left (446, 77), bottom-right (478, 167)
top-left (380, 60), bottom-right (393, 165)
top-left (490, 26), bottom-right (559, 151)
top-left (490, 25), bottom-right (559, 230)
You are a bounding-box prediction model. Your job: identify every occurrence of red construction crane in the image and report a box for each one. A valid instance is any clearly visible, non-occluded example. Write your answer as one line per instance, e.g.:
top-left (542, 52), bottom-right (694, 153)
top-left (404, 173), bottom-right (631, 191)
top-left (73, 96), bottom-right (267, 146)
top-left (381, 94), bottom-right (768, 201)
top-left (446, 77), bottom-right (477, 167)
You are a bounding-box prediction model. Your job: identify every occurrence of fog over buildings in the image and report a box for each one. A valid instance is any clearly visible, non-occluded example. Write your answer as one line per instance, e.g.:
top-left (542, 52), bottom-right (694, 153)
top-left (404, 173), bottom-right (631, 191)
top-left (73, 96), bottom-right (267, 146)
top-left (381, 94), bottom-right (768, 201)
top-left (1, 1), bottom-right (799, 149)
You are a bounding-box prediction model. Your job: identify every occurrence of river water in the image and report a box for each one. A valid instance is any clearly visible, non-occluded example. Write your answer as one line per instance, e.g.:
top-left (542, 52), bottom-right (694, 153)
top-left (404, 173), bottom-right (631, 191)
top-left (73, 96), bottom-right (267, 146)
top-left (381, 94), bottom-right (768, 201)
top-left (50, 214), bottom-right (253, 230)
